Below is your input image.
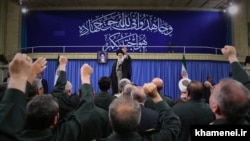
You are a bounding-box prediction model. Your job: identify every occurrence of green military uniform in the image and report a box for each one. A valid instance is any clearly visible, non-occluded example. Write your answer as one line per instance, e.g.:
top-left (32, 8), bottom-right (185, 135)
top-left (212, 62), bottom-right (250, 125)
top-left (94, 91), bottom-right (116, 111)
top-left (0, 82), bottom-right (7, 101)
top-left (231, 62), bottom-right (250, 90)
top-left (0, 68), bottom-right (109, 141)
top-left (172, 99), bottom-right (215, 141)
top-left (0, 88), bottom-right (28, 141)
top-left (50, 71), bottom-right (80, 121)
top-left (20, 129), bottom-right (53, 141)
top-left (103, 101), bottom-right (181, 141)
top-left (53, 83), bottom-right (111, 141)
top-left (145, 94), bottom-right (175, 109)
top-left (22, 82), bottom-right (109, 141)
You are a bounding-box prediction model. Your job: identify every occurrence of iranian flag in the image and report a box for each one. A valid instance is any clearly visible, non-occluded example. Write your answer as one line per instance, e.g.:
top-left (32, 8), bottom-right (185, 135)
top-left (181, 54), bottom-right (188, 78)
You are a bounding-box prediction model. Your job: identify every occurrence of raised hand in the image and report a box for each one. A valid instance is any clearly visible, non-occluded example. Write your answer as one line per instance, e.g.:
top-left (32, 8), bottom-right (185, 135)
top-left (58, 55), bottom-right (68, 71)
top-left (80, 64), bottom-right (93, 84)
top-left (143, 82), bottom-right (163, 103)
top-left (8, 53), bottom-right (33, 93)
top-left (9, 53), bottom-right (32, 80)
top-left (28, 57), bottom-right (47, 83)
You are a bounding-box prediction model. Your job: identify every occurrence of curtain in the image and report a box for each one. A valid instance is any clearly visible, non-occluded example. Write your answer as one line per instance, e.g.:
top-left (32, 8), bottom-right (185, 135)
top-left (43, 59), bottom-right (230, 100)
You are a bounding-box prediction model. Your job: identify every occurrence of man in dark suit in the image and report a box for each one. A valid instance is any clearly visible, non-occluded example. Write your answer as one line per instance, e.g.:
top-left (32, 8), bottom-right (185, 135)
top-left (110, 48), bottom-right (132, 95)
top-left (172, 80), bottom-right (215, 141)
top-left (131, 86), bottom-right (160, 133)
top-left (103, 82), bottom-right (181, 141)
top-left (94, 76), bottom-right (116, 111)
top-left (37, 72), bottom-right (48, 94)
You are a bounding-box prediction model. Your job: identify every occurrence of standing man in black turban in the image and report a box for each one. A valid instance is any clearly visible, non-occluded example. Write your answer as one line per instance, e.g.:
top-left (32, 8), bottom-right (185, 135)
top-left (110, 47), bottom-right (132, 95)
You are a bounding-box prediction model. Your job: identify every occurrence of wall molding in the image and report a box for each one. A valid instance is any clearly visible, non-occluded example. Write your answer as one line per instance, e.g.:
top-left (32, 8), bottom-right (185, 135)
top-left (27, 53), bottom-right (243, 62)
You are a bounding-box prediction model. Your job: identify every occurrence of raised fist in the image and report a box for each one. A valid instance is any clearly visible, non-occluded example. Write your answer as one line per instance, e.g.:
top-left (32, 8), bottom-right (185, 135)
top-left (143, 82), bottom-right (158, 98)
top-left (80, 64), bottom-right (93, 77)
top-left (59, 56), bottom-right (68, 66)
top-left (9, 53), bottom-right (32, 80)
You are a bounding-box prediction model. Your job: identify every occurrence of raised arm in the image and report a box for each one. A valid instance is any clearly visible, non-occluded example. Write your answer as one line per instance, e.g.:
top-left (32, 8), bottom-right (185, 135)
top-left (221, 45), bottom-right (250, 90)
top-left (26, 57), bottom-right (47, 96)
top-left (0, 53), bottom-right (32, 141)
top-left (27, 57), bottom-right (47, 84)
top-left (143, 82), bottom-right (181, 141)
top-left (79, 63), bottom-right (93, 102)
top-left (54, 63), bottom-right (95, 141)
top-left (51, 55), bottom-right (68, 95)
top-left (222, 45), bottom-right (250, 124)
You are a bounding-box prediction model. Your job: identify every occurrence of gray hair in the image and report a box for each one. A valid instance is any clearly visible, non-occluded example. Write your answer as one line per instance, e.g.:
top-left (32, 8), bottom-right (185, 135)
top-left (32, 78), bottom-right (43, 90)
top-left (123, 83), bottom-right (135, 96)
top-left (109, 96), bottom-right (141, 135)
top-left (212, 78), bottom-right (250, 122)
top-left (118, 78), bottom-right (131, 92)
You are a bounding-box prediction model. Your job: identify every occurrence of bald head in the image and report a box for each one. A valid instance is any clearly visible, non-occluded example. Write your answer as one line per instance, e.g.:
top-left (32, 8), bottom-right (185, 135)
top-left (152, 77), bottom-right (163, 92)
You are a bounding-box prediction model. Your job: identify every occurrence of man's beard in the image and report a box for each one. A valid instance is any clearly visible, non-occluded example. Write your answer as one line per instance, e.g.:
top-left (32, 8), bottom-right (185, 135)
top-left (118, 58), bottom-right (123, 64)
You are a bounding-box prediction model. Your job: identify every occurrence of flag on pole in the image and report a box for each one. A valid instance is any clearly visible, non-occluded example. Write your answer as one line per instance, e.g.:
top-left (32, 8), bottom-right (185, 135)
top-left (181, 54), bottom-right (188, 78)
top-left (54, 54), bottom-right (60, 86)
